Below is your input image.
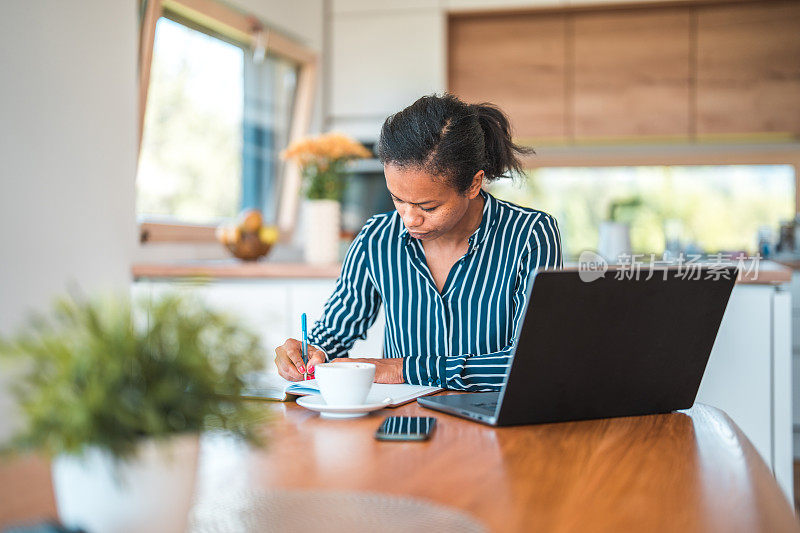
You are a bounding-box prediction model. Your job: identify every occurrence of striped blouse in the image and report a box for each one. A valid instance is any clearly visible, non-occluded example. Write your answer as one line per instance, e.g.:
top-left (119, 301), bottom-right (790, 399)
top-left (307, 188), bottom-right (563, 391)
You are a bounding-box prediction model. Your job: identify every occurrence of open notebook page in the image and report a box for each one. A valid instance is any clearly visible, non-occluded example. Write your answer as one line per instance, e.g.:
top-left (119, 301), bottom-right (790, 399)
top-left (242, 373), bottom-right (442, 406)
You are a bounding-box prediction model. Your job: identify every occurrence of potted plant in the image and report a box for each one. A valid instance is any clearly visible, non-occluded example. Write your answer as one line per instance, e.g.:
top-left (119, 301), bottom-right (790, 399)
top-left (281, 132), bottom-right (371, 265)
top-left (598, 196), bottom-right (642, 263)
top-left (0, 292), bottom-right (266, 533)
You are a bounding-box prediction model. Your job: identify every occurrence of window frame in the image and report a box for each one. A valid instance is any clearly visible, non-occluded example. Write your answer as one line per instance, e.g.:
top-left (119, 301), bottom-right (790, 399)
top-left (137, 0), bottom-right (317, 244)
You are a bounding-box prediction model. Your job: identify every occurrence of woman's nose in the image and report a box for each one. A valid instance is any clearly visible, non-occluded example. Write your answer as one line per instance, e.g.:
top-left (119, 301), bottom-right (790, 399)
top-left (399, 206), bottom-right (423, 228)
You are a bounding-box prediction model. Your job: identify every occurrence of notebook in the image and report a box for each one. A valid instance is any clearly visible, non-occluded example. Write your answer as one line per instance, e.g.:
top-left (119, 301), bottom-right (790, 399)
top-left (241, 372), bottom-right (442, 407)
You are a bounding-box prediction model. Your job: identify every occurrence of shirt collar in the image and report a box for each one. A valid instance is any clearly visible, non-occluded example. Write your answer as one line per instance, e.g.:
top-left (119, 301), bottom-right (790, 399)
top-left (399, 189), bottom-right (497, 252)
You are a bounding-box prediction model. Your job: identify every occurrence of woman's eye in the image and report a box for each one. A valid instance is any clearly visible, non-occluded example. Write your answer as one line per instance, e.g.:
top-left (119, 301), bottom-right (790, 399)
top-left (421, 206), bottom-right (437, 213)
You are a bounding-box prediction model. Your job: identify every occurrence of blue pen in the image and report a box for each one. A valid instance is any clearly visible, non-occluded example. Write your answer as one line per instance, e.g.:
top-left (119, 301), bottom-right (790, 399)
top-left (301, 313), bottom-right (308, 380)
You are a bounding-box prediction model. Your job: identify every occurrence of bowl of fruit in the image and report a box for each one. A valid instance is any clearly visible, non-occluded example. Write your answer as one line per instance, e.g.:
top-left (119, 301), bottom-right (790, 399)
top-left (216, 209), bottom-right (280, 261)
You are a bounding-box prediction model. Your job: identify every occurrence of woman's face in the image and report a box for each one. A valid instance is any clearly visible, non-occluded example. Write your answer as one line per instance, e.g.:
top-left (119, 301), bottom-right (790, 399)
top-left (384, 163), bottom-right (480, 241)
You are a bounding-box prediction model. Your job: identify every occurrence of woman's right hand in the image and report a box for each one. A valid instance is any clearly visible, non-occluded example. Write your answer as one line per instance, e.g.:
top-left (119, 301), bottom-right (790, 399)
top-left (274, 338), bottom-right (326, 381)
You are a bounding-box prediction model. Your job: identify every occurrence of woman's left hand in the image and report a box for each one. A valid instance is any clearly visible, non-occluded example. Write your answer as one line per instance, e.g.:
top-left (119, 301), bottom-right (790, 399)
top-left (335, 358), bottom-right (404, 384)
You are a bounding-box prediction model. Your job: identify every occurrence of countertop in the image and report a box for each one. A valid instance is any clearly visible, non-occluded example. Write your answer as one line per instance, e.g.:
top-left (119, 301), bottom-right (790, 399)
top-left (132, 259), bottom-right (791, 284)
top-left (775, 258), bottom-right (800, 271)
top-left (133, 260), bottom-right (341, 280)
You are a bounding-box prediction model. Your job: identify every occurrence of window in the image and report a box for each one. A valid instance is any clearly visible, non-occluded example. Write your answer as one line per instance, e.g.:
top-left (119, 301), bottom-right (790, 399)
top-left (136, 0), bottom-right (317, 242)
top-left (138, 17), bottom-right (244, 225)
top-left (137, 15), bottom-right (298, 226)
top-left (487, 165), bottom-right (795, 260)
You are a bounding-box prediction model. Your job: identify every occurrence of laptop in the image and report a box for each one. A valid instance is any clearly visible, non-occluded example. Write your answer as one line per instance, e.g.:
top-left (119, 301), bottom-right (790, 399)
top-left (418, 265), bottom-right (738, 426)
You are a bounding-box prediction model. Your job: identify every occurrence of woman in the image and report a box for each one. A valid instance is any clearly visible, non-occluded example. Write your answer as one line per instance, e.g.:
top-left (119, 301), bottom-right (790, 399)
top-left (275, 93), bottom-right (562, 391)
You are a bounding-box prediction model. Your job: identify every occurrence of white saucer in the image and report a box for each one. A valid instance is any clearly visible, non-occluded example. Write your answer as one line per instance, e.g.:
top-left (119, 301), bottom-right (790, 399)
top-left (296, 395), bottom-right (390, 419)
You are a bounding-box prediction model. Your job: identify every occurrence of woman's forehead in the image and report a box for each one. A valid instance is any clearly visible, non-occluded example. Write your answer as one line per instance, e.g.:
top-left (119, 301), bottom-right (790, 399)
top-left (384, 163), bottom-right (453, 202)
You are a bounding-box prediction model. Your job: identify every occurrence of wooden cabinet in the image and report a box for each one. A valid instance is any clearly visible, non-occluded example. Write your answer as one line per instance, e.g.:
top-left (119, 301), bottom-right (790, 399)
top-left (447, 0), bottom-right (800, 144)
top-left (573, 8), bottom-right (691, 140)
top-left (449, 13), bottom-right (567, 141)
top-left (696, 1), bottom-right (800, 138)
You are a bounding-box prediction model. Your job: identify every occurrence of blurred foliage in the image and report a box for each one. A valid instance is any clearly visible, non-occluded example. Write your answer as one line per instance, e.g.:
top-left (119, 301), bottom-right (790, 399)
top-left (608, 196), bottom-right (643, 223)
top-left (488, 165), bottom-right (794, 260)
top-left (0, 292), bottom-right (267, 460)
top-left (303, 160), bottom-right (349, 201)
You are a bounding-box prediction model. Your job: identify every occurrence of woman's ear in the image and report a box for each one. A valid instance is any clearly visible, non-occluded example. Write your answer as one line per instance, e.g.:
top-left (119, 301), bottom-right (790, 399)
top-left (467, 170), bottom-right (484, 198)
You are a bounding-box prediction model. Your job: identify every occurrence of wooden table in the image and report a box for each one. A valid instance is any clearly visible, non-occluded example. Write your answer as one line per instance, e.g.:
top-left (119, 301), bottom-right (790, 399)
top-left (213, 399), bottom-right (798, 532)
top-left (2, 399), bottom-right (798, 532)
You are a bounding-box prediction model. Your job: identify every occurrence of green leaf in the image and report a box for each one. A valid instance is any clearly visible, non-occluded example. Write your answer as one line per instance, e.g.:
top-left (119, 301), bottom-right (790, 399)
top-left (0, 291), bottom-right (268, 460)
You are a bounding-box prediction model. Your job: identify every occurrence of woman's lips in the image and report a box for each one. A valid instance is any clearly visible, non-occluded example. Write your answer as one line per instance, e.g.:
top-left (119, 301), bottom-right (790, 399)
top-left (409, 231), bottom-right (430, 238)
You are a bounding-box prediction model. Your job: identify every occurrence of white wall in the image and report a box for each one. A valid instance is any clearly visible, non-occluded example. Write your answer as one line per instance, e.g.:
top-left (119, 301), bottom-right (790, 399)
top-left (326, 0), bottom-right (696, 140)
top-left (328, 0), bottom-right (446, 139)
top-left (0, 0), bottom-right (325, 441)
top-left (0, 0), bottom-right (139, 440)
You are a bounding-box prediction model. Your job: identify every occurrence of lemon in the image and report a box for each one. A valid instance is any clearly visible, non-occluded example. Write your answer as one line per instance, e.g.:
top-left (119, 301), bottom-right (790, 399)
top-left (259, 226), bottom-right (279, 244)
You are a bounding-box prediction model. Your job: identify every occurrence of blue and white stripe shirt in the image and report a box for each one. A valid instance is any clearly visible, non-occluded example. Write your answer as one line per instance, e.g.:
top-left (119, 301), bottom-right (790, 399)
top-left (308, 189), bottom-right (563, 391)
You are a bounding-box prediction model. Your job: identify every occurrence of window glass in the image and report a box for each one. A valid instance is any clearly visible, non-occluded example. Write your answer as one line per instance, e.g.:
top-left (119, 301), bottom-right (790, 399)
top-left (137, 17), bottom-right (243, 224)
top-left (487, 165), bottom-right (794, 260)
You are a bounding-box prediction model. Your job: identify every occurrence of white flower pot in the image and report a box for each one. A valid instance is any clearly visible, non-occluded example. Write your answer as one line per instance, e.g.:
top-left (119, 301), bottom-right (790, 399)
top-left (52, 434), bottom-right (200, 533)
top-left (304, 199), bottom-right (341, 265)
top-left (598, 221), bottom-right (632, 263)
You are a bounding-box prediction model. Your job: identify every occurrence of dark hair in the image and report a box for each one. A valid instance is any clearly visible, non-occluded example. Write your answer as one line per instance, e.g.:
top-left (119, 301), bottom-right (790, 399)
top-left (377, 93), bottom-right (534, 194)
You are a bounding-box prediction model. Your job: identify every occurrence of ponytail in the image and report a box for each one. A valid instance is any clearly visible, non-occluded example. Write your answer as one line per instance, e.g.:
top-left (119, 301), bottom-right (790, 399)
top-left (472, 102), bottom-right (534, 182)
top-left (377, 93), bottom-right (534, 194)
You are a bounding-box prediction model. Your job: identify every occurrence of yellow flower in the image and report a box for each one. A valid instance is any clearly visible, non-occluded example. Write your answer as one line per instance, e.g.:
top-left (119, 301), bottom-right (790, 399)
top-left (281, 132), bottom-right (371, 168)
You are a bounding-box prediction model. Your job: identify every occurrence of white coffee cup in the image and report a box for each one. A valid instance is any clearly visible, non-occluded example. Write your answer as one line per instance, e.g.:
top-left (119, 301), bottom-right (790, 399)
top-left (314, 362), bottom-right (375, 406)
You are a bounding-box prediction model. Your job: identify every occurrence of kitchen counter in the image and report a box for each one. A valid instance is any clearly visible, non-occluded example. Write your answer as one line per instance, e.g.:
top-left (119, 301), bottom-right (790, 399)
top-left (775, 258), bottom-right (800, 271)
top-left (132, 259), bottom-right (791, 284)
top-left (562, 259), bottom-right (790, 285)
top-left (132, 261), bottom-right (341, 280)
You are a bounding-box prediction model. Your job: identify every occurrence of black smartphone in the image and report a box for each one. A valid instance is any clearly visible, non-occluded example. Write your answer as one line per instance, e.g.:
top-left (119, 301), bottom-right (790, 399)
top-left (375, 416), bottom-right (437, 441)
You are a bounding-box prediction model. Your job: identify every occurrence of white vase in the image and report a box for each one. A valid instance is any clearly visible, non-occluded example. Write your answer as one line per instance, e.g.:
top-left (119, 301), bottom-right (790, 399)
top-left (52, 434), bottom-right (200, 533)
top-left (304, 199), bottom-right (341, 265)
top-left (598, 221), bottom-right (632, 263)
